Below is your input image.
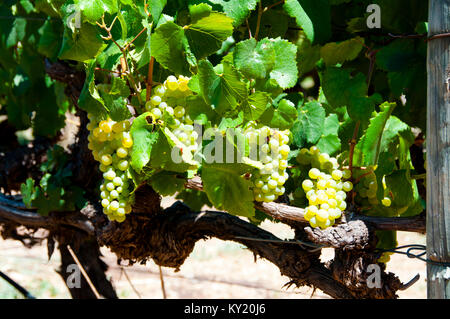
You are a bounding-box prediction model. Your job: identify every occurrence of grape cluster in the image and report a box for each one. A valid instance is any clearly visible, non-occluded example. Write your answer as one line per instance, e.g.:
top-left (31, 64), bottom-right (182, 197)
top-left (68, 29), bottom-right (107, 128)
top-left (145, 75), bottom-right (199, 158)
top-left (354, 170), bottom-right (391, 207)
top-left (245, 125), bottom-right (291, 202)
top-left (87, 115), bottom-right (133, 222)
top-left (298, 147), bottom-right (353, 229)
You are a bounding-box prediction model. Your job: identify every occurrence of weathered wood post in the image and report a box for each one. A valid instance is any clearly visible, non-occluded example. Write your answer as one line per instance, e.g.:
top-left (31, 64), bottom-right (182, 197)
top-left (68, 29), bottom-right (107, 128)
top-left (427, 0), bottom-right (450, 299)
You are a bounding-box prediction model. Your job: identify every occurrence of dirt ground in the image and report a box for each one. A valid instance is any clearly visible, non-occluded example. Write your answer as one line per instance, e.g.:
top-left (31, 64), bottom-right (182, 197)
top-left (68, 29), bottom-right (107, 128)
top-left (0, 197), bottom-right (427, 299)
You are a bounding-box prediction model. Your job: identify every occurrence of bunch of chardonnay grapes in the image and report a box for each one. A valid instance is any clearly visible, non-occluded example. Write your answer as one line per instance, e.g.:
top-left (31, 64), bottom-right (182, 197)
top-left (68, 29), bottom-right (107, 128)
top-left (245, 125), bottom-right (291, 202)
top-left (87, 115), bottom-right (134, 222)
top-left (145, 75), bottom-right (199, 159)
top-left (353, 170), bottom-right (392, 207)
top-left (298, 147), bottom-right (353, 229)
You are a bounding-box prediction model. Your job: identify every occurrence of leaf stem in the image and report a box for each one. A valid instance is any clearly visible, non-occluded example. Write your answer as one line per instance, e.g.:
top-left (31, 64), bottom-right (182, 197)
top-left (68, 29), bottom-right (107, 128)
top-left (146, 56), bottom-right (155, 102)
top-left (254, 1), bottom-right (263, 40)
top-left (348, 121), bottom-right (360, 176)
top-left (123, 26), bottom-right (147, 52)
top-left (245, 19), bottom-right (252, 38)
top-left (264, 0), bottom-right (285, 12)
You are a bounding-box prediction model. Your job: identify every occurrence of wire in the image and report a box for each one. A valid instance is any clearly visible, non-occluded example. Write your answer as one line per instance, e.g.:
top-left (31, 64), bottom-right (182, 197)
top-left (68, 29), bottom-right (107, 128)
top-left (376, 244), bottom-right (450, 267)
top-left (0, 270), bottom-right (36, 299)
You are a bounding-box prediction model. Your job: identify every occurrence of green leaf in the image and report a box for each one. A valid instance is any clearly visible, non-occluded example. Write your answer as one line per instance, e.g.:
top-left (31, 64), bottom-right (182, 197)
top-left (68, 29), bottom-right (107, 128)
top-left (316, 113), bottom-right (341, 155)
top-left (149, 131), bottom-right (193, 173)
top-left (202, 163), bottom-right (255, 217)
top-left (75, 0), bottom-right (118, 24)
top-left (380, 115), bottom-right (414, 155)
top-left (283, 0), bottom-right (331, 43)
top-left (375, 230), bottom-right (397, 253)
top-left (150, 21), bottom-right (191, 75)
top-left (385, 169), bottom-right (414, 211)
top-left (242, 91), bottom-right (271, 121)
top-left (260, 98), bottom-right (297, 130)
top-left (291, 101), bottom-right (326, 147)
top-left (97, 78), bottom-right (132, 121)
top-left (184, 12), bottom-right (234, 59)
top-left (317, 135), bottom-right (341, 155)
top-left (148, 0), bottom-right (167, 24)
top-left (77, 60), bottom-right (109, 118)
top-left (233, 38), bottom-right (275, 79)
top-left (320, 36), bottom-right (364, 65)
top-left (21, 178), bottom-right (36, 208)
top-left (197, 59), bottom-right (247, 115)
top-left (58, 23), bottom-right (106, 62)
top-left (353, 102), bottom-right (396, 167)
top-left (321, 67), bottom-right (381, 121)
top-left (269, 38), bottom-right (298, 89)
top-left (37, 19), bottom-right (63, 58)
top-left (6, 18), bottom-right (26, 48)
top-left (188, 3), bottom-right (212, 22)
top-left (33, 86), bottom-right (67, 137)
top-left (176, 189), bottom-right (212, 211)
top-left (149, 171), bottom-right (185, 196)
top-left (295, 34), bottom-right (321, 77)
top-left (162, 127), bottom-right (199, 167)
top-left (130, 112), bottom-right (159, 173)
top-left (209, 0), bottom-right (258, 26)
top-left (185, 95), bottom-right (219, 125)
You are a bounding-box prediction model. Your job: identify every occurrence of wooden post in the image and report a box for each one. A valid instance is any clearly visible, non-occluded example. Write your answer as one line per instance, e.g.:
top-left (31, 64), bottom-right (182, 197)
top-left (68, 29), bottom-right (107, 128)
top-left (427, 0), bottom-right (450, 299)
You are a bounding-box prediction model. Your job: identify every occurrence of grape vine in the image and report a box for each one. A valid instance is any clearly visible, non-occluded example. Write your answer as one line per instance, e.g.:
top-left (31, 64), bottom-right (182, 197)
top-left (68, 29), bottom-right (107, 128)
top-left (0, 0), bottom-right (428, 274)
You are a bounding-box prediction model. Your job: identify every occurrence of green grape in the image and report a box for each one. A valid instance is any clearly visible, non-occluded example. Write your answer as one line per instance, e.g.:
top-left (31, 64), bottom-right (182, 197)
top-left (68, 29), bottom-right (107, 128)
top-left (381, 197), bottom-right (392, 207)
top-left (342, 181), bottom-right (353, 192)
top-left (87, 116), bottom-right (135, 223)
top-left (248, 126), bottom-right (290, 203)
top-left (309, 168), bottom-right (320, 179)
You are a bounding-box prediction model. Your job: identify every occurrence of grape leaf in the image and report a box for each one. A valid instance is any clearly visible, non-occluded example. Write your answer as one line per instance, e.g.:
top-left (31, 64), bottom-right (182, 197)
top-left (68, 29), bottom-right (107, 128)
top-left (149, 170), bottom-right (185, 196)
top-left (58, 23), bottom-right (106, 62)
top-left (295, 34), bottom-right (321, 77)
top-left (184, 12), bottom-right (234, 59)
top-left (150, 21), bottom-right (191, 75)
top-left (283, 0), bottom-right (331, 44)
top-left (185, 95), bottom-right (218, 125)
top-left (149, 131), bottom-right (193, 173)
top-left (316, 113), bottom-right (341, 155)
top-left (379, 115), bottom-right (414, 155)
top-left (74, 0), bottom-right (118, 24)
top-left (291, 101), bottom-right (326, 147)
top-left (320, 36), bottom-right (364, 66)
top-left (148, 0), bottom-right (167, 24)
top-left (233, 38), bottom-right (275, 79)
top-left (260, 98), bottom-right (298, 130)
top-left (242, 91), bottom-right (271, 121)
top-left (353, 102), bottom-right (396, 167)
top-left (37, 19), bottom-right (62, 59)
top-left (130, 112), bottom-right (159, 173)
top-left (209, 0), bottom-right (257, 26)
top-left (202, 163), bottom-right (255, 217)
top-left (321, 67), bottom-right (381, 122)
top-left (197, 59), bottom-right (247, 115)
top-left (175, 189), bottom-right (213, 211)
top-left (6, 18), bottom-right (26, 48)
top-left (269, 38), bottom-right (298, 89)
top-left (77, 60), bottom-right (109, 118)
top-left (385, 169), bottom-right (414, 212)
